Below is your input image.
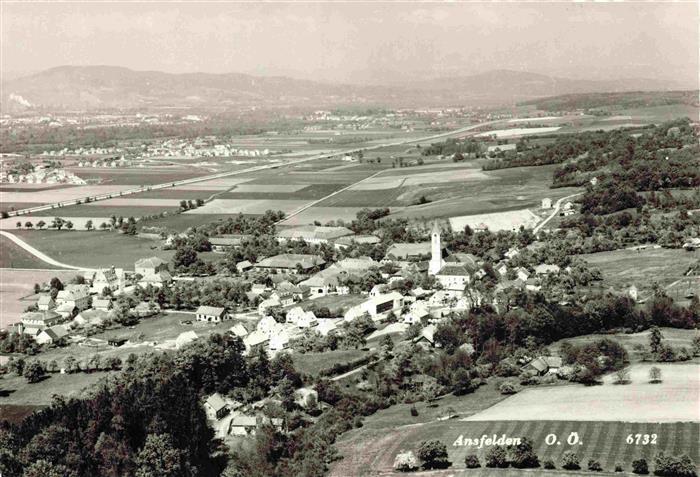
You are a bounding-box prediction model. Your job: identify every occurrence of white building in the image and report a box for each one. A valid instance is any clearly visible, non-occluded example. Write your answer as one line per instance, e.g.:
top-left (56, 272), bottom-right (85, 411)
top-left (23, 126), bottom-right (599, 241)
top-left (428, 222), bottom-right (445, 276)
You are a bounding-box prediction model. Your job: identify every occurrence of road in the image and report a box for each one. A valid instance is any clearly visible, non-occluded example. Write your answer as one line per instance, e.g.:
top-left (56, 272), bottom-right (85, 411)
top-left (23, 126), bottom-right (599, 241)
top-left (5, 119), bottom-right (506, 219)
top-left (0, 230), bottom-right (97, 271)
top-left (533, 192), bottom-right (582, 234)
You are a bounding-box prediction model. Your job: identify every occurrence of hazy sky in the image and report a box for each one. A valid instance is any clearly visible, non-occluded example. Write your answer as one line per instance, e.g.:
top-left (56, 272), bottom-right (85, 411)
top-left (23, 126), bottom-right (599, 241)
top-left (2, 2), bottom-right (698, 86)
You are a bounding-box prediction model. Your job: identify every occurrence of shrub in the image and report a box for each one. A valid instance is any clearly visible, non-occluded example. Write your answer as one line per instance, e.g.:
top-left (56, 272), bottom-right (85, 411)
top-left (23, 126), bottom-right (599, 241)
top-left (464, 454), bottom-right (481, 468)
top-left (393, 450), bottom-right (419, 472)
top-left (485, 445), bottom-right (508, 468)
top-left (653, 452), bottom-right (697, 477)
top-left (543, 459), bottom-right (556, 469)
top-left (499, 380), bottom-right (518, 395)
top-left (508, 437), bottom-right (539, 468)
top-left (649, 366), bottom-right (662, 383)
top-left (561, 450), bottom-right (581, 470)
top-left (588, 459), bottom-right (603, 471)
top-left (632, 458), bottom-right (649, 474)
top-left (410, 405), bottom-right (418, 417)
top-left (417, 440), bottom-right (450, 469)
top-left (614, 368), bottom-right (630, 384)
top-left (615, 463), bottom-right (624, 472)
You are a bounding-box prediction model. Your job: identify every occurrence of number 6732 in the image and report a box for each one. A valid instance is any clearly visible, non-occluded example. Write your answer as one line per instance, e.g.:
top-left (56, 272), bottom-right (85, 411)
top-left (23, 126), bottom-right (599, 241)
top-left (626, 434), bottom-right (657, 445)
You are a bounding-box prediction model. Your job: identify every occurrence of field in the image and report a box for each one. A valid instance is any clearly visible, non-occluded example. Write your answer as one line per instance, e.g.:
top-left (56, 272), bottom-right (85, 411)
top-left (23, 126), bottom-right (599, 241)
top-left (580, 247), bottom-right (698, 298)
top-left (68, 167), bottom-right (211, 185)
top-left (0, 235), bottom-right (63, 269)
top-left (331, 363), bottom-right (700, 476)
top-left (0, 269), bottom-right (79, 329)
top-left (292, 349), bottom-right (368, 376)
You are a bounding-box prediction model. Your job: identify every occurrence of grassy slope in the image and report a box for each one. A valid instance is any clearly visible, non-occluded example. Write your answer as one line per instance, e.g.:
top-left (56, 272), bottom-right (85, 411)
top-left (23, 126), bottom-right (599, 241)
top-left (0, 235), bottom-right (62, 269)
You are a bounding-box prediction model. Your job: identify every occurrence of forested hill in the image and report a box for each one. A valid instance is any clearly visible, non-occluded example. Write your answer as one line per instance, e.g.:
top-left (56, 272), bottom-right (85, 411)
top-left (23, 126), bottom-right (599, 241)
top-left (518, 90), bottom-right (699, 112)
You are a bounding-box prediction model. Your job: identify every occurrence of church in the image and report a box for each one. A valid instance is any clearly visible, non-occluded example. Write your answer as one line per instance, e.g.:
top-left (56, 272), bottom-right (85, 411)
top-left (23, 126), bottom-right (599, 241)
top-left (428, 222), bottom-right (477, 296)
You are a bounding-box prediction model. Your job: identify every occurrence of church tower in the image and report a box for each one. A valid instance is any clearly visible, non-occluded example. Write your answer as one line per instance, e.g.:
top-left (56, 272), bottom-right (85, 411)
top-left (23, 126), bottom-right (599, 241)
top-left (428, 221), bottom-right (444, 276)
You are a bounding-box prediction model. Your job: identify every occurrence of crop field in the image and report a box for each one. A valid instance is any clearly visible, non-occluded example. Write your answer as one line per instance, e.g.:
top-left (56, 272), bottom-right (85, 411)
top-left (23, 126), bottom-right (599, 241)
top-left (186, 198), bottom-right (311, 215)
top-left (476, 127), bottom-right (562, 138)
top-left (449, 209), bottom-right (540, 232)
top-left (0, 184), bottom-right (136, 206)
top-left (11, 230), bottom-right (174, 269)
top-left (280, 206), bottom-right (404, 226)
top-left (68, 167), bottom-right (211, 185)
top-left (0, 269), bottom-right (78, 329)
top-left (332, 363), bottom-right (699, 476)
top-left (113, 188), bottom-right (223, 199)
top-left (219, 183), bottom-right (346, 200)
top-left (0, 202), bottom-right (44, 213)
top-left (580, 247), bottom-right (697, 297)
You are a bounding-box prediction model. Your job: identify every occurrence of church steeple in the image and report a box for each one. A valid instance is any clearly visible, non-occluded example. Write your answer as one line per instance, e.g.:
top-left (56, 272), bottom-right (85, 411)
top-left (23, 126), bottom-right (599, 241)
top-left (428, 221), bottom-right (444, 276)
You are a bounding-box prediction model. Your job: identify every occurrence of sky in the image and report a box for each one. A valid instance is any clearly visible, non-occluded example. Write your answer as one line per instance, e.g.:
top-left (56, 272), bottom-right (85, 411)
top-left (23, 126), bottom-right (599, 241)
top-left (1, 2), bottom-right (698, 87)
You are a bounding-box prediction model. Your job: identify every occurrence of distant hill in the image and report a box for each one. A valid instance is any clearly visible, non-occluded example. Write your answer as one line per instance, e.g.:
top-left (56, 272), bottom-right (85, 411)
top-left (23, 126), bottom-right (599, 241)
top-left (0, 66), bottom-right (687, 112)
top-left (518, 90), bottom-right (700, 111)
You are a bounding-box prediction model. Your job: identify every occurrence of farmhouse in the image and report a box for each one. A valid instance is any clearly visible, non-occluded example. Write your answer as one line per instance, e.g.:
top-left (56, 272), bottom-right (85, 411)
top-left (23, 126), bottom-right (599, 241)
top-left (195, 306), bottom-right (228, 322)
top-left (56, 285), bottom-right (91, 315)
top-left (132, 301), bottom-right (160, 318)
top-left (35, 325), bottom-right (69, 345)
top-left (299, 266), bottom-right (345, 296)
top-left (92, 298), bottom-right (112, 311)
top-left (73, 309), bottom-right (110, 327)
top-left (344, 291), bottom-right (402, 322)
top-left (229, 323), bottom-right (249, 338)
top-left (522, 356), bottom-right (562, 375)
top-left (88, 267), bottom-right (123, 293)
top-left (254, 254), bottom-right (326, 274)
top-left (541, 198), bottom-right (552, 209)
top-left (535, 264), bottom-right (560, 275)
top-left (135, 257), bottom-right (172, 287)
top-left (210, 235), bottom-right (250, 252)
top-left (333, 234), bottom-right (381, 249)
top-left (37, 295), bottom-right (56, 311)
top-left (286, 307), bottom-right (318, 328)
top-left (277, 225), bottom-right (354, 244)
top-left (385, 242), bottom-right (431, 261)
top-left (175, 331), bottom-right (199, 348)
top-left (236, 260), bottom-right (254, 273)
top-left (204, 393), bottom-right (229, 420)
top-left (243, 331), bottom-right (270, 354)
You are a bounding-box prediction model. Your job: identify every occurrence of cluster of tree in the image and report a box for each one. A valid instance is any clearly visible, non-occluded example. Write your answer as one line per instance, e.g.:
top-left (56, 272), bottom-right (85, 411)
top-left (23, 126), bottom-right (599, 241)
top-left (178, 199), bottom-right (205, 211)
top-left (559, 338), bottom-right (628, 384)
top-left (135, 278), bottom-right (252, 311)
top-left (0, 334), bottom-right (257, 477)
top-left (421, 138), bottom-right (482, 157)
top-left (0, 330), bottom-right (41, 355)
top-left (171, 241), bottom-right (215, 275)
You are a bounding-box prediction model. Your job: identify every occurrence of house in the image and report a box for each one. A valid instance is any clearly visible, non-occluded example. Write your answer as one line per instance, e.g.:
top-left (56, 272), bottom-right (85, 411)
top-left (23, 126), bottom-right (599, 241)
top-left (628, 285), bottom-right (639, 301)
top-left (495, 262), bottom-right (509, 276)
top-left (254, 254), bottom-right (326, 274)
top-left (504, 247), bottom-right (520, 260)
top-left (541, 198), bottom-right (552, 209)
top-left (269, 326), bottom-right (303, 352)
top-left (73, 309), bottom-right (110, 327)
top-left (298, 266), bottom-right (345, 296)
top-left (435, 264), bottom-right (471, 293)
top-left (209, 234), bottom-right (250, 252)
top-left (236, 260), bottom-right (254, 273)
top-left (276, 281), bottom-right (308, 301)
top-left (514, 267), bottom-right (530, 281)
top-left (195, 306), bottom-right (228, 322)
top-left (135, 257), bottom-right (172, 287)
top-left (333, 234), bottom-right (380, 249)
top-left (108, 336), bottom-right (129, 347)
top-left (250, 283), bottom-right (267, 295)
top-left (56, 285), bottom-right (91, 314)
top-left (344, 292), bottom-right (402, 322)
top-left (270, 291), bottom-right (294, 307)
top-left (256, 315), bottom-right (280, 335)
top-left (175, 331), bottom-right (199, 349)
top-left (229, 323), bottom-right (249, 338)
top-left (403, 300), bottom-right (430, 324)
top-left (21, 310), bottom-right (64, 330)
top-left (337, 256), bottom-right (378, 272)
top-left (258, 296), bottom-right (281, 316)
top-left (204, 393), bottom-right (229, 420)
top-left (243, 331), bottom-right (270, 354)
top-left (316, 318), bottom-right (339, 336)
top-left (230, 415), bottom-right (259, 436)
top-left (522, 356), bottom-right (562, 375)
top-left (89, 266), bottom-right (122, 293)
top-left (35, 325), bottom-right (70, 345)
top-left (36, 295), bottom-right (55, 311)
top-left (286, 307), bottom-right (318, 328)
top-left (413, 324), bottom-right (436, 348)
top-left (92, 298), bottom-right (112, 311)
top-left (534, 264), bottom-right (560, 275)
top-left (384, 242), bottom-right (431, 261)
top-left (277, 226), bottom-right (353, 245)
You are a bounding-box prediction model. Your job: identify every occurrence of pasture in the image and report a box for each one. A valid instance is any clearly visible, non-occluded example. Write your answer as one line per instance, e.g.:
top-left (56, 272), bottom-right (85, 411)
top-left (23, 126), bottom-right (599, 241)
top-left (449, 209), bottom-right (540, 232)
top-left (11, 230), bottom-right (174, 269)
top-left (0, 235), bottom-right (62, 269)
top-left (580, 247), bottom-right (697, 296)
